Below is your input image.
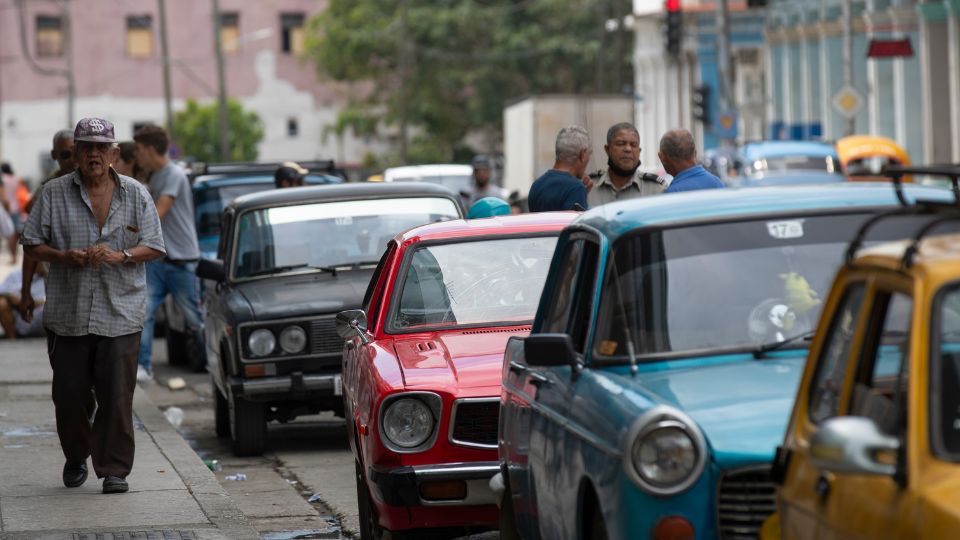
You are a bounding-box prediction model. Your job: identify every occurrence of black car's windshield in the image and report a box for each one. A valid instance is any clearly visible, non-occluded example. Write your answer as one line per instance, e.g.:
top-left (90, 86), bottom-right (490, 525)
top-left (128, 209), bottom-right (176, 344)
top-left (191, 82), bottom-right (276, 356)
top-left (593, 212), bottom-right (956, 360)
top-left (390, 235), bottom-right (558, 331)
top-left (233, 197), bottom-right (460, 279)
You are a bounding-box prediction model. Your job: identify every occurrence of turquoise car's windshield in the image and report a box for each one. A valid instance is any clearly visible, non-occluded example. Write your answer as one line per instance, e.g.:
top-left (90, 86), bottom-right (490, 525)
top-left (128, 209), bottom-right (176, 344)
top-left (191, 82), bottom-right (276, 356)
top-left (594, 213), bottom-right (955, 360)
top-left (233, 197), bottom-right (460, 279)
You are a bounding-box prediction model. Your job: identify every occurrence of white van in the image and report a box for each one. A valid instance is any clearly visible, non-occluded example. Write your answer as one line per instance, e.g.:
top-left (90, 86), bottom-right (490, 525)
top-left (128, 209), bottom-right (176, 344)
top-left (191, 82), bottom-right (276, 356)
top-left (382, 164), bottom-right (473, 195)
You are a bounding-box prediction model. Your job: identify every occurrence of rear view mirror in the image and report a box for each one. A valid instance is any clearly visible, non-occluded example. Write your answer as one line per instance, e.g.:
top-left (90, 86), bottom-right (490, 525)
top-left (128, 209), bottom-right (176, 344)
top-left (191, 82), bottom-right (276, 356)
top-left (196, 259), bottom-right (225, 282)
top-left (525, 334), bottom-right (578, 367)
top-left (809, 416), bottom-right (900, 476)
top-left (336, 309), bottom-right (369, 344)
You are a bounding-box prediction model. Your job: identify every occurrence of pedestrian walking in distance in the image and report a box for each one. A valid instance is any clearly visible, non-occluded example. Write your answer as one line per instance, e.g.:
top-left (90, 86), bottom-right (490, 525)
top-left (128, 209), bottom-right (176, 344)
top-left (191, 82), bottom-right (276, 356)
top-left (660, 128), bottom-right (725, 193)
top-left (19, 117), bottom-right (165, 494)
top-left (528, 126), bottom-right (594, 212)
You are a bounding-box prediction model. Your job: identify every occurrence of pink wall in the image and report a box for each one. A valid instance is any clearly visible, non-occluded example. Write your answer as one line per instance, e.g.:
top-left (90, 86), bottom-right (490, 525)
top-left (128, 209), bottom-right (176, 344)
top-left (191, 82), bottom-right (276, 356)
top-left (0, 0), bottom-right (340, 104)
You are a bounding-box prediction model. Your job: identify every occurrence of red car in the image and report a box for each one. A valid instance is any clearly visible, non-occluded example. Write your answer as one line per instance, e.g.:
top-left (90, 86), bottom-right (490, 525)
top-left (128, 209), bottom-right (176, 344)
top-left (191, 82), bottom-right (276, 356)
top-left (337, 212), bottom-right (575, 539)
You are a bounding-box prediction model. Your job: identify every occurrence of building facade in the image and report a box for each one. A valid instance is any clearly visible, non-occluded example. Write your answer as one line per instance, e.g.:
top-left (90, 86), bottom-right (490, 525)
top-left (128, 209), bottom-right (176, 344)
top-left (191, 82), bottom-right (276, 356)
top-left (0, 0), bottom-right (386, 183)
top-left (766, 0), bottom-right (960, 163)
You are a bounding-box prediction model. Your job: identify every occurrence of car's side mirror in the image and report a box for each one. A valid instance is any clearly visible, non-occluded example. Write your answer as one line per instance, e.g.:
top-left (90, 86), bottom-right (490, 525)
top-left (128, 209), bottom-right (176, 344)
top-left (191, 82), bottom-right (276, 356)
top-left (196, 259), bottom-right (225, 282)
top-left (809, 416), bottom-right (900, 476)
top-left (336, 309), bottom-right (370, 344)
top-left (525, 334), bottom-right (578, 367)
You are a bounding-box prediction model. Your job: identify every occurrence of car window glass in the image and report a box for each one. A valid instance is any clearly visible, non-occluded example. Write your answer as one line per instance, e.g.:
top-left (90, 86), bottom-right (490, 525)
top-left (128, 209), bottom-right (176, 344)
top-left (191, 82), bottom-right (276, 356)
top-left (540, 239), bottom-right (584, 334)
top-left (934, 285), bottom-right (960, 456)
top-left (808, 284), bottom-right (865, 424)
top-left (569, 241), bottom-right (599, 353)
top-left (850, 292), bottom-right (912, 435)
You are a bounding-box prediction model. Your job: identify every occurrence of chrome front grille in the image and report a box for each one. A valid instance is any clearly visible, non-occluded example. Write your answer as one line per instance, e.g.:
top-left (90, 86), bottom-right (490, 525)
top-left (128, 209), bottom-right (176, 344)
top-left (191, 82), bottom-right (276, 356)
top-left (310, 317), bottom-right (343, 355)
top-left (449, 399), bottom-right (499, 448)
top-left (717, 467), bottom-right (776, 540)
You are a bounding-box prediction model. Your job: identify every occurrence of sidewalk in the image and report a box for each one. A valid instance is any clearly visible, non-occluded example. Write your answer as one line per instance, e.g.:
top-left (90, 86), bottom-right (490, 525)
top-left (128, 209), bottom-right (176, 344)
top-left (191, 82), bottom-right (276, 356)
top-left (0, 338), bottom-right (260, 540)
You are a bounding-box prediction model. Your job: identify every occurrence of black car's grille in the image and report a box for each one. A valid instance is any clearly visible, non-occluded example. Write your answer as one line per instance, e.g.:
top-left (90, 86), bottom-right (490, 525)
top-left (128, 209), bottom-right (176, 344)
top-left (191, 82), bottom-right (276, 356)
top-left (450, 400), bottom-right (499, 447)
top-left (310, 318), bottom-right (343, 355)
top-left (717, 467), bottom-right (776, 540)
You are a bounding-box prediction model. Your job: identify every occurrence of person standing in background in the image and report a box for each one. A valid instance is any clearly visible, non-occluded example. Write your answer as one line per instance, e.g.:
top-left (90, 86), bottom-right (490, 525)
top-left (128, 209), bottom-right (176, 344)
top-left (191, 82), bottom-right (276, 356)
top-left (660, 129), bottom-right (725, 193)
top-left (1, 163), bottom-right (23, 264)
top-left (133, 124), bottom-right (204, 383)
top-left (588, 122), bottom-right (667, 207)
top-left (527, 126), bottom-right (594, 212)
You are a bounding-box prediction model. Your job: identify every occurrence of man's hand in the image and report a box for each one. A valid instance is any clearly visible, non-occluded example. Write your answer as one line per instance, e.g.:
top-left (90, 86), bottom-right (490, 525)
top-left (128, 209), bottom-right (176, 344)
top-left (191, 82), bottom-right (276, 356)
top-left (87, 244), bottom-right (124, 267)
top-left (63, 249), bottom-right (89, 267)
top-left (19, 291), bottom-right (34, 323)
top-left (580, 175), bottom-right (594, 194)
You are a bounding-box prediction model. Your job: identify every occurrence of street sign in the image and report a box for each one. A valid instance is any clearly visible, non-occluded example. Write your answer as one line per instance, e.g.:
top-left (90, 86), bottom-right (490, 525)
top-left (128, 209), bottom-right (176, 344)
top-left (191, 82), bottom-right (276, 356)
top-left (716, 110), bottom-right (738, 139)
top-left (832, 85), bottom-right (865, 119)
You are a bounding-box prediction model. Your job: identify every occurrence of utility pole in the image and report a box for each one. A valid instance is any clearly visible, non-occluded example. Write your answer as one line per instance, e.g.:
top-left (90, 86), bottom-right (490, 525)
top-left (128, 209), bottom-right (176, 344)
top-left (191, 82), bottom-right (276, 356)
top-left (63, 0), bottom-right (74, 126)
top-left (158, 0), bottom-right (174, 134)
top-left (397, 1), bottom-right (411, 163)
top-left (212, 0), bottom-right (230, 162)
top-left (841, 0), bottom-right (855, 135)
top-left (716, 0), bottom-right (733, 113)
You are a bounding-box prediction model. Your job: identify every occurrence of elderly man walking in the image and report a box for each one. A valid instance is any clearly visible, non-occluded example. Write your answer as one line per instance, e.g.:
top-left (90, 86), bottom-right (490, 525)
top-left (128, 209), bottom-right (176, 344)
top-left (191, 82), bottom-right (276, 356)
top-left (588, 122), bottom-right (667, 207)
top-left (20, 117), bottom-right (165, 494)
top-left (660, 128), bottom-right (725, 193)
top-left (528, 125), bottom-right (594, 212)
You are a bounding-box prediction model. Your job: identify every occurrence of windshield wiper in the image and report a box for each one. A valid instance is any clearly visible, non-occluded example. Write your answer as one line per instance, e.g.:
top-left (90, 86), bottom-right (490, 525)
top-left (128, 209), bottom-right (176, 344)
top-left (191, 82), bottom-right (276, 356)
top-left (245, 264), bottom-right (339, 278)
top-left (752, 330), bottom-right (816, 359)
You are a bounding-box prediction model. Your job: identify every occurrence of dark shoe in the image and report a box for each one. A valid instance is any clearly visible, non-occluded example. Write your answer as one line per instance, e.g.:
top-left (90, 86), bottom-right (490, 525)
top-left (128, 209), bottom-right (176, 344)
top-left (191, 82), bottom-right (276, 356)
top-left (63, 461), bottom-right (88, 488)
top-left (102, 475), bottom-right (129, 494)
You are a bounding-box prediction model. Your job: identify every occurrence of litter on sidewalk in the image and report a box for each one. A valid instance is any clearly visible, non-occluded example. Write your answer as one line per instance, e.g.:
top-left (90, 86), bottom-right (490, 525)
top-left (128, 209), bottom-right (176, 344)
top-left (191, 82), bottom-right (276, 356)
top-left (225, 473), bottom-right (248, 481)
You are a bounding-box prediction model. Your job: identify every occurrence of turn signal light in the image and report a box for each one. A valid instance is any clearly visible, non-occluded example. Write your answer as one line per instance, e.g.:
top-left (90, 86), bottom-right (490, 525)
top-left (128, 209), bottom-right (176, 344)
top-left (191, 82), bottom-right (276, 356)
top-left (653, 516), bottom-right (694, 540)
top-left (419, 480), bottom-right (467, 501)
top-left (243, 364), bottom-right (276, 377)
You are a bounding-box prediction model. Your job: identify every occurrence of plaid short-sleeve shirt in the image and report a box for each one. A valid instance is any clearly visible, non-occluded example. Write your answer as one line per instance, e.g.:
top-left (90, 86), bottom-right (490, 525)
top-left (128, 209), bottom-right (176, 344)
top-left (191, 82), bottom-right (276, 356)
top-left (20, 171), bottom-right (165, 337)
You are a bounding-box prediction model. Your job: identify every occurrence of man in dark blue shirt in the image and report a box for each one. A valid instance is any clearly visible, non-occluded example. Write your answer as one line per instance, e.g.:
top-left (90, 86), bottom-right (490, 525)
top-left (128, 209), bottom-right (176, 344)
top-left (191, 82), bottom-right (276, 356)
top-left (528, 126), bottom-right (593, 212)
top-left (660, 128), bottom-right (725, 193)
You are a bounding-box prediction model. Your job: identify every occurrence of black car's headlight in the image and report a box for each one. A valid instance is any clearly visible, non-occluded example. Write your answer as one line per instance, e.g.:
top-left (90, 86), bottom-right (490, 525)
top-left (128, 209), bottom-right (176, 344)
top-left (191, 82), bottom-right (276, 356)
top-left (379, 392), bottom-right (442, 452)
top-left (279, 325), bottom-right (307, 354)
top-left (248, 328), bottom-right (276, 357)
top-left (624, 406), bottom-right (706, 496)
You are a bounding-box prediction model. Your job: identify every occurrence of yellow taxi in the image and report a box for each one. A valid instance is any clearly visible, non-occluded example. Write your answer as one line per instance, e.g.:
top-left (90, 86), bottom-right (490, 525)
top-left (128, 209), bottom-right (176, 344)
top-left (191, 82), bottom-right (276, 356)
top-left (766, 166), bottom-right (960, 539)
top-left (836, 135), bottom-right (912, 183)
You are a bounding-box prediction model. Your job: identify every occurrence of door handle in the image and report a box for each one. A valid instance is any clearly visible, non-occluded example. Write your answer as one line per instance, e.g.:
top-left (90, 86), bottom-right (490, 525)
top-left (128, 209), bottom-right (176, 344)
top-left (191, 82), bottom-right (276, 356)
top-left (509, 361), bottom-right (528, 374)
top-left (815, 473), bottom-right (833, 501)
top-left (529, 372), bottom-right (550, 387)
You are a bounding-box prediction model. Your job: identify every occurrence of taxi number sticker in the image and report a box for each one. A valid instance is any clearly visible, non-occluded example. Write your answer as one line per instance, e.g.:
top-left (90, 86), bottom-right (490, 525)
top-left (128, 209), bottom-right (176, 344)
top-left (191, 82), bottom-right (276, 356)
top-left (335, 216), bottom-right (353, 226)
top-left (766, 220), bottom-right (805, 240)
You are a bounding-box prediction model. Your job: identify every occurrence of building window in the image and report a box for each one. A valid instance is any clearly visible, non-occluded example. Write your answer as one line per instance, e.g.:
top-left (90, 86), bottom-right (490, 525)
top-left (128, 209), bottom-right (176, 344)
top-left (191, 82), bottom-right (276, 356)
top-left (287, 118), bottom-right (299, 137)
top-left (36, 15), bottom-right (64, 57)
top-left (220, 13), bottom-right (240, 54)
top-left (126, 15), bottom-right (153, 58)
top-left (280, 13), bottom-right (305, 55)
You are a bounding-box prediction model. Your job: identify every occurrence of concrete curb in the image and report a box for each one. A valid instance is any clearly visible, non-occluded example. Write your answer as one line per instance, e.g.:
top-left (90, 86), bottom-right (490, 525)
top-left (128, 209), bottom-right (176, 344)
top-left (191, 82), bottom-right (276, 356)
top-left (131, 389), bottom-right (260, 540)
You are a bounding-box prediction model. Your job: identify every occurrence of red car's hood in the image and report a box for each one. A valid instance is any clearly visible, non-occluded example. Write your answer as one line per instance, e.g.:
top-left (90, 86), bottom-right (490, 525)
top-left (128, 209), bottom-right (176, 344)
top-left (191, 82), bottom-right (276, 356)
top-left (392, 326), bottom-right (531, 391)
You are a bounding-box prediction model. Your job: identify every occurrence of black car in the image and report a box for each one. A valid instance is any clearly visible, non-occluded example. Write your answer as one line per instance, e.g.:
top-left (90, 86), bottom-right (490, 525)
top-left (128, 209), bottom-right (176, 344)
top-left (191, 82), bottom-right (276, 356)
top-left (162, 161), bottom-right (343, 371)
top-left (196, 182), bottom-right (464, 456)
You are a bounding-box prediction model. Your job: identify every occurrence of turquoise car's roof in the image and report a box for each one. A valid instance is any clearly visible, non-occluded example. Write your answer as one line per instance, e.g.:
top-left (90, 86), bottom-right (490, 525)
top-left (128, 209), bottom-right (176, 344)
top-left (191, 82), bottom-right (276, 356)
top-left (578, 183), bottom-right (953, 240)
top-left (742, 140), bottom-right (838, 160)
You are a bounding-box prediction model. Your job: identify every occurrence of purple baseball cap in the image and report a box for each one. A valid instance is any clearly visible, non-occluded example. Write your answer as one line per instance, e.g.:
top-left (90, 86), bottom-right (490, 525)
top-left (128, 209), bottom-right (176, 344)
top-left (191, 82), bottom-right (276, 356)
top-left (74, 117), bottom-right (117, 143)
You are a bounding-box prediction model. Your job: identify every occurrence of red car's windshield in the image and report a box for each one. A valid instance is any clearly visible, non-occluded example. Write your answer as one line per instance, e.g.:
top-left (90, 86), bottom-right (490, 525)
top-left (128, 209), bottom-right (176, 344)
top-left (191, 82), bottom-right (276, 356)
top-left (390, 235), bottom-right (558, 331)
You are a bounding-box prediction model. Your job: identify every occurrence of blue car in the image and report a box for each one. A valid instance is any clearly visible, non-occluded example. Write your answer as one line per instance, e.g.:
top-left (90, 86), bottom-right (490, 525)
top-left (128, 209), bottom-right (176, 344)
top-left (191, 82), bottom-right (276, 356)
top-left (495, 184), bottom-right (956, 540)
top-left (736, 141), bottom-right (844, 186)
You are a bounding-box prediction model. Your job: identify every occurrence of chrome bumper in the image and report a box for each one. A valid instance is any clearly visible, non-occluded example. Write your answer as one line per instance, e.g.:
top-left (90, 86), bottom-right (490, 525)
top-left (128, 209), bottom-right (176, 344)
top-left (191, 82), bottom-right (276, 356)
top-left (370, 461), bottom-right (500, 507)
top-left (238, 373), bottom-right (341, 397)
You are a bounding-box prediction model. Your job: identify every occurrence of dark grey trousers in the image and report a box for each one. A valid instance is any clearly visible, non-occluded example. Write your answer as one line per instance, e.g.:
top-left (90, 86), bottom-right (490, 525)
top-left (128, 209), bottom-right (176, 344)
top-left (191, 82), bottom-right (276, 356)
top-left (46, 330), bottom-right (140, 479)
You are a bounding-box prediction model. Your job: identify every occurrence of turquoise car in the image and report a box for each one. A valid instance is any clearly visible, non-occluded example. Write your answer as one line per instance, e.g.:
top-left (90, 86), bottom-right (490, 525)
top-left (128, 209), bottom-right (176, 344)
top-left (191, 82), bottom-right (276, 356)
top-left (495, 184), bottom-right (955, 540)
top-left (736, 141), bottom-right (844, 186)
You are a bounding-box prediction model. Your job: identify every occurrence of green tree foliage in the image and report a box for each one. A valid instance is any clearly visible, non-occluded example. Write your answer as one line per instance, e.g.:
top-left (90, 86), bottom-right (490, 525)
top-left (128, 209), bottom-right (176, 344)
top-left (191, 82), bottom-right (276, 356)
top-left (172, 99), bottom-right (265, 163)
top-left (305, 0), bottom-right (632, 164)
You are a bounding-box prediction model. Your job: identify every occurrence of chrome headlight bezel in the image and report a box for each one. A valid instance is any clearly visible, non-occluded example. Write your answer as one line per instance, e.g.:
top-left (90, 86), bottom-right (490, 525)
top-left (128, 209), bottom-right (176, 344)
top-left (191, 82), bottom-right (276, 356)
top-left (623, 406), bottom-right (707, 497)
top-left (378, 392), bottom-right (442, 453)
top-left (247, 328), bottom-right (276, 357)
top-left (279, 325), bottom-right (307, 354)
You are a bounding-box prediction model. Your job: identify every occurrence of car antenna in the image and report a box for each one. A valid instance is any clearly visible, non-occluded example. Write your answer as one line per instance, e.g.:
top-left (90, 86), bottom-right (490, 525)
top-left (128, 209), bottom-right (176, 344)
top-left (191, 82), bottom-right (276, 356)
top-left (611, 252), bottom-right (638, 376)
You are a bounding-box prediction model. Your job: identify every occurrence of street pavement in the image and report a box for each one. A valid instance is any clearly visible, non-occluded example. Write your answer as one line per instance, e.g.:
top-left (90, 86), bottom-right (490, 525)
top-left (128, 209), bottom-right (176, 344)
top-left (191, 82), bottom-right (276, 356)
top-left (0, 338), bottom-right (259, 540)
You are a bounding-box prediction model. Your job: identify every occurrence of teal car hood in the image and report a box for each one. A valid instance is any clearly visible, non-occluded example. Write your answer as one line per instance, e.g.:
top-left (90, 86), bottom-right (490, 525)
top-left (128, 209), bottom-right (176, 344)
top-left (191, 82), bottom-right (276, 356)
top-left (628, 355), bottom-right (804, 465)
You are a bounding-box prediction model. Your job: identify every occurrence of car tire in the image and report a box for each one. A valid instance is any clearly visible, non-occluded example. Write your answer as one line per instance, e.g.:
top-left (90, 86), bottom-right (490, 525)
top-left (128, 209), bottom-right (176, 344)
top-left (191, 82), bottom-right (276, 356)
top-left (186, 332), bottom-right (206, 373)
top-left (214, 382), bottom-right (230, 438)
top-left (166, 328), bottom-right (188, 366)
top-left (499, 477), bottom-right (522, 540)
top-left (356, 460), bottom-right (411, 540)
top-left (588, 503), bottom-right (609, 540)
top-left (230, 395), bottom-right (266, 456)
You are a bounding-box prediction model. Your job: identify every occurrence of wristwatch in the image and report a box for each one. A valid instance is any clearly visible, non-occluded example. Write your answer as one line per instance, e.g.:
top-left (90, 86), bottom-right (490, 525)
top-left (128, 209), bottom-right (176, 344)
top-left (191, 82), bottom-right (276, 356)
top-left (122, 249), bottom-right (133, 263)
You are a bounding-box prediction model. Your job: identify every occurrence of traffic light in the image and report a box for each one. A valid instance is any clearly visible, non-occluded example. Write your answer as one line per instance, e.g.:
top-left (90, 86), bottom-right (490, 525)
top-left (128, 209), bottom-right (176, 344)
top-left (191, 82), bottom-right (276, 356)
top-left (664, 0), bottom-right (682, 57)
top-left (692, 85), bottom-right (711, 126)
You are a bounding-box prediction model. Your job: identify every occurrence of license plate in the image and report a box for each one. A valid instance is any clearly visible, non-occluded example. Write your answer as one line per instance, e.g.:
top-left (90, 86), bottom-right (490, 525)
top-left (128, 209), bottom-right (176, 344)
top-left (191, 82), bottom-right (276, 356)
top-left (333, 375), bottom-right (342, 396)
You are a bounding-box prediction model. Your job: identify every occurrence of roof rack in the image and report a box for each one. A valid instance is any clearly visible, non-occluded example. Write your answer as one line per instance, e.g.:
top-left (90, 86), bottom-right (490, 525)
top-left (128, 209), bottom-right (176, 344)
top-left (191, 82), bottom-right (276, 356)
top-left (845, 164), bottom-right (960, 265)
